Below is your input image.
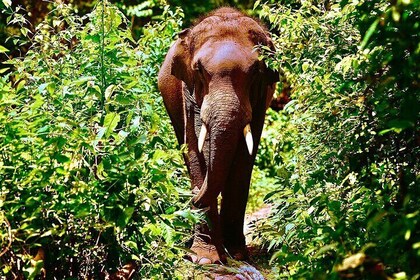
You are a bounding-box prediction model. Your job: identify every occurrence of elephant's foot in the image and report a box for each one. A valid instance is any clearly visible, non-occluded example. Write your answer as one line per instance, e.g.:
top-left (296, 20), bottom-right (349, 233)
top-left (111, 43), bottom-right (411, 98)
top-left (224, 234), bottom-right (249, 260)
top-left (225, 245), bottom-right (249, 261)
top-left (186, 235), bottom-right (226, 264)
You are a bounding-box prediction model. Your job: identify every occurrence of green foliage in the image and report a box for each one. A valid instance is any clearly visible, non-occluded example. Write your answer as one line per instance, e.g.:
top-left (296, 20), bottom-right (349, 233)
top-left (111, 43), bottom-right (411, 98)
top-left (118, 0), bottom-right (161, 18)
top-left (255, 0), bottom-right (419, 279)
top-left (0, 1), bottom-right (194, 278)
top-left (2, 0), bottom-right (419, 278)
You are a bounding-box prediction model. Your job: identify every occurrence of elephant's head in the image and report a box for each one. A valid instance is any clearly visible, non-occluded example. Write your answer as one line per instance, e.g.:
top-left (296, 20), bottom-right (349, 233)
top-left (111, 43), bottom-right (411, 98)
top-left (169, 9), bottom-right (279, 207)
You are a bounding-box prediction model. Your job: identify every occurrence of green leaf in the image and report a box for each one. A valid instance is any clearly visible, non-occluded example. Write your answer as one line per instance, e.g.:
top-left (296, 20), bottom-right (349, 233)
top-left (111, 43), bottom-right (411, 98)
top-left (315, 243), bottom-right (338, 257)
top-left (31, 94), bottom-right (44, 110)
top-left (96, 161), bottom-right (106, 180)
top-left (379, 119), bottom-right (414, 135)
top-left (52, 19), bottom-right (62, 27)
top-left (103, 112), bottom-right (120, 138)
top-left (2, 0), bottom-right (11, 8)
top-left (302, 61), bottom-right (310, 72)
top-left (124, 240), bottom-right (138, 251)
top-left (174, 209), bottom-right (199, 223)
top-left (95, 127), bottom-right (107, 142)
top-left (0, 67), bottom-right (9, 74)
top-left (54, 154), bottom-right (70, 163)
top-left (328, 200), bottom-right (341, 212)
top-left (269, 249), bottom-right (285, 265)
top-left (73, 76), bottom-right (94, 86)
top-left (38, 83), bottom-right (54, 94)
top-left (20, 27), bottom-right (31, 37)
top-left (360, 18), bottom-right (379, 50)
top-left (0, 45), bottom-right (9, 53)
top-left (46, 83), bottom-right (56, 94)
top-left (15, 79), bottom-right (26, 92)
top-left (118, 206), bottom-right (135, 228)
top-left (285, 223), bottom-right (294, 232)
top-left (392, 7), bottom-right (401, 22)
top-left (115, 130), bottom-right (129, 144)
top-left (105, 84), bottom-right (116, 100)
top-left (24, 260), bottom-right (44, 280)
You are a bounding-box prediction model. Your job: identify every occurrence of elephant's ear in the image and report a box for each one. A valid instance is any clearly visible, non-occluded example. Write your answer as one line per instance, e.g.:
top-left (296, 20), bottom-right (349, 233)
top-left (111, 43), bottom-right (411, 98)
top-left (266, 64), bottom-right (280, 85)
top-left (249, 29), bottom-right (280, 85)
top-left (263, 38), bottom-right (281, 109)
top-left (170, 28), bottom-right (194, 90)
top-left (263, 37), bottom-right (280, 85)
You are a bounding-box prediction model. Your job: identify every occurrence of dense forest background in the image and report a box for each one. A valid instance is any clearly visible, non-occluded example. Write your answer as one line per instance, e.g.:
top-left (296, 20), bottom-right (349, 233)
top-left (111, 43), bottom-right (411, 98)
top-left (0, 0), bottom-right (419, 279)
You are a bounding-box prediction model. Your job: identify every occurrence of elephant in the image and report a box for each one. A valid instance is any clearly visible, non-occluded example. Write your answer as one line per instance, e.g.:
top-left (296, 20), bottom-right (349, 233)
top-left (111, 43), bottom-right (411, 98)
top-left (158, 7), bottom-right (279, 264)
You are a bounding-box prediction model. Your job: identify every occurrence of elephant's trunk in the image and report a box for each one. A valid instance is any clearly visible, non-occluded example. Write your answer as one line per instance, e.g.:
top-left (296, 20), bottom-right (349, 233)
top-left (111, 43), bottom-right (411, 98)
top-left (193, 85), bottom-right (251, 208)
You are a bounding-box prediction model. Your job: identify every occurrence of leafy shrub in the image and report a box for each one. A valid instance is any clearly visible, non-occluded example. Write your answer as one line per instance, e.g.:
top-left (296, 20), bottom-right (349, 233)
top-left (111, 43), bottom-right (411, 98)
top-left (0, 1), bottom-right (194, 278)
top-left (255, 0), bottom-right (419, 279)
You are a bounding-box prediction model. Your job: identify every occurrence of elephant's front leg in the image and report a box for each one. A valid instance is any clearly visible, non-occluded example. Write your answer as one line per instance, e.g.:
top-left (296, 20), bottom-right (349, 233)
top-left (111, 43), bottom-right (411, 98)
top-left (220, 108), bottom-right (267, 260)
top-left (220, 144), bottom-right (253, 260)
top-left (189, 200), bottom-right (225, 264)
top-left (184, 98), bottom-right (226, 264)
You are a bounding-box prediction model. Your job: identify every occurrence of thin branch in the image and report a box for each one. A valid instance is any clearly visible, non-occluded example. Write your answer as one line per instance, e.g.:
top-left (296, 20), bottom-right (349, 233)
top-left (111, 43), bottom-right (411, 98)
top-left (100, 0), bottom-right (106, 125)
top-left (0, 214), bottom-right (13, 257)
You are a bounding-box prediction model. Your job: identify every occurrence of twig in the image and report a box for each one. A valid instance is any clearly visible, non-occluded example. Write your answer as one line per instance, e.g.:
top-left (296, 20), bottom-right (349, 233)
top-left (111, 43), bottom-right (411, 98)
top-left (0, 214), bottom-right (13, 257)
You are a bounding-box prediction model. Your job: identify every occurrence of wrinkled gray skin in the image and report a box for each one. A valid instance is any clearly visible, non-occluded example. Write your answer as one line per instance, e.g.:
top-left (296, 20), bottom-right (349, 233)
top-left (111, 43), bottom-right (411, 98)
top-left (158, 7), bottom-right (278, 264)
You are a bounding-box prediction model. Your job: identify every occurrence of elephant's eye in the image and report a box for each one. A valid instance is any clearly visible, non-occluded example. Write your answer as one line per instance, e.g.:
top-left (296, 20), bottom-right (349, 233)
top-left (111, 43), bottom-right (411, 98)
top-left (251, 60), bottom-right (264, 75)
top-left (193, 60), bottom-right (208, 79)
top-left (193, 60), bottom-right (203, 72)
top-left (248, 61), bottom-right (262, 85)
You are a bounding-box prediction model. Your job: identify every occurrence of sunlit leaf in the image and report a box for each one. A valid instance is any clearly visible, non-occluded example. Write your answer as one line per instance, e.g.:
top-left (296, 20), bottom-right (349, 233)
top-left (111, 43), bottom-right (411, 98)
top-left (360, 18), bottom-right (379, 50)
top-left (103, 112), bottom-right (120, 138)
top-left (2, 0), bottom-right (11, 8)
top-left (105, 84), bottom-right (116, 100)
top-left (0, 45), bottom-right (9, 53)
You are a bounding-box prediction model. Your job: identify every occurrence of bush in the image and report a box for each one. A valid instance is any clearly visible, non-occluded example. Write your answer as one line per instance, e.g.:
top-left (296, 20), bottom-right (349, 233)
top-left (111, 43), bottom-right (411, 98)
top-left (0, 1), bottom-right (194, 278)
top-left (255, 0), bottom-right (419, 279)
